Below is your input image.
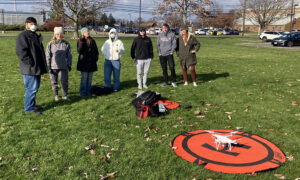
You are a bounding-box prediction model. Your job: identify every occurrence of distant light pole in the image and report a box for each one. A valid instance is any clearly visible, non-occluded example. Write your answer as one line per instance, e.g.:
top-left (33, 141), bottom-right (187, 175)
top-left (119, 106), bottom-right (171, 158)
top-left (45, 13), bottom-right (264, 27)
top-left (139, 0), bottom-right (141, 27)
top-left (292, 4), bottom-right (299, 31)
top-left (1, 9), bottom-right (4, 34)
top-left (242, 0), bottom-right (247, 36)
top-left (128, 13), bottom-right (131, 27)
top-left (290, 0), bottom-right (294, 32)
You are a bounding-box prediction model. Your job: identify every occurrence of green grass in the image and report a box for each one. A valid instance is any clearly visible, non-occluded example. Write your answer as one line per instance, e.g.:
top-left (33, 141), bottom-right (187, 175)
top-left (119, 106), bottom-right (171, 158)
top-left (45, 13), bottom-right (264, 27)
top-left (0, 35), bottom-right (299, 179)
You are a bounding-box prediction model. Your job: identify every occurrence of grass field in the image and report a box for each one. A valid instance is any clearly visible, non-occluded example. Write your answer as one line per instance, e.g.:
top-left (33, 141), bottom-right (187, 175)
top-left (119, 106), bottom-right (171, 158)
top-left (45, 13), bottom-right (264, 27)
top-left (0, 34), bottom-right (299, 179)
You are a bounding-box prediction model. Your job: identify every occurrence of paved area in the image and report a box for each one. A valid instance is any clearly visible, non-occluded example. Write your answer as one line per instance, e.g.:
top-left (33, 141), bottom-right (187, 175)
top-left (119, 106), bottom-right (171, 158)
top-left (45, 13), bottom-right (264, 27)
top-left (239, 42), bottom-right (300, 50)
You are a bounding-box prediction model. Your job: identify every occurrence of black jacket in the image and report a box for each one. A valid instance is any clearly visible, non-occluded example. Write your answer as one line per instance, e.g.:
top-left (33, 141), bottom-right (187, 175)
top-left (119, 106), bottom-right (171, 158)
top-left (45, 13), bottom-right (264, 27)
top-left (77, 37), bottom-right (99, 72)
top-left (131, 35), bottom-right (153, 60)
top-left (16, 30), bottom-right (48, 75)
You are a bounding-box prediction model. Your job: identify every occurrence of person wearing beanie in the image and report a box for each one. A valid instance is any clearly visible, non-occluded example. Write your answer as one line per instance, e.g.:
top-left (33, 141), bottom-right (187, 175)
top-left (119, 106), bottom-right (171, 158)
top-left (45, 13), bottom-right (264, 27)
top-left (131, 28), bottom-right (153, 90)
top-left (16, 17), bottom-right (48, 114)
top-left (77, 28), bottom-right (99, 97)
top-left (46, 27), bottom-right (72, 101)
top-left (101, 28), bottom-right (125, 92)
top-left (157, 23), bottom-right (177, 87)
top-left (176, 24), bottom-right (200, 87)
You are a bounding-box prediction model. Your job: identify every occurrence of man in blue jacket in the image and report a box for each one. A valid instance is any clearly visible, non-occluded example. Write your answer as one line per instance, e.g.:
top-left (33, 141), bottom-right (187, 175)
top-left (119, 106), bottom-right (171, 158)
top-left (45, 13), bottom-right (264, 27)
top-left (16, 17), bottom-right (48, 114)
top-left (157, 24), bottom-right (177, 87)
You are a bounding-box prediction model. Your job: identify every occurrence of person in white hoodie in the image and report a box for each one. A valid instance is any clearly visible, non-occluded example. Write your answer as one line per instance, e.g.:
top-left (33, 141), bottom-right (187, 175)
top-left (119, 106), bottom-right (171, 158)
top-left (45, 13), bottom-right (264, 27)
top-left (101, 28), bottom-right (125, 92)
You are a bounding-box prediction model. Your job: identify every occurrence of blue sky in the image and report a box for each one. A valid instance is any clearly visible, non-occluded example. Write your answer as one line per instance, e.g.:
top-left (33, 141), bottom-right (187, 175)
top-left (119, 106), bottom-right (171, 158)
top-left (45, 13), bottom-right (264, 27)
top-left (0, 0), bottom-right (240, 20)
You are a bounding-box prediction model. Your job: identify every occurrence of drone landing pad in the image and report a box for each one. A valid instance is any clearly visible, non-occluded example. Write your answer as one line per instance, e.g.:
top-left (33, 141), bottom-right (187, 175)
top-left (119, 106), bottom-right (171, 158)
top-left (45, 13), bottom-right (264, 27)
top-left (172, 129), bottom-right (286, 174)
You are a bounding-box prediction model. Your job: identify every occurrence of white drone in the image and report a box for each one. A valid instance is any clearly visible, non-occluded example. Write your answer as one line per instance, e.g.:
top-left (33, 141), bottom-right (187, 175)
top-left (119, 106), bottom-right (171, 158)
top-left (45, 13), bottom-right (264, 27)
top-left (205, 130), bottom-right (240, 151)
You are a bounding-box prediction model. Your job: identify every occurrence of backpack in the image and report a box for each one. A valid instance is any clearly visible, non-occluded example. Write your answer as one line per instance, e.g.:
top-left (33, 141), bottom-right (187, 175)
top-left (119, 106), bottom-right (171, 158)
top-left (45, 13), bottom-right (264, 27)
top-left (91, 85), bottom-right (112, 96)
top-left (136, 104), bottom-right (160, 119)
top-left (131, 90), bottom-right (161, 119)
top-left (131, 90), bottom-right (161, 108)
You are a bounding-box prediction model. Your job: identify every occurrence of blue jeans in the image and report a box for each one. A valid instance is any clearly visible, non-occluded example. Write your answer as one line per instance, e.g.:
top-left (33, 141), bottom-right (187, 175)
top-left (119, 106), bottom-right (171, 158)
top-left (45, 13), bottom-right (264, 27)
top-left (23, 75), bottom-right (41, 113)
top-left (80, 72), bottom-right (93, 97)
top-left (104, 60), bottom-right (121, 91)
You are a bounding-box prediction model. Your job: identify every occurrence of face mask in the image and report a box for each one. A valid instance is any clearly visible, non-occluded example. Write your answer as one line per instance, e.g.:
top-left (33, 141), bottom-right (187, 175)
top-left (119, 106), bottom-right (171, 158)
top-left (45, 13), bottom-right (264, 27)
top-left (30, 25), bottom-right (37, 32)
top-left (110, 33), bottom-right (115, 39)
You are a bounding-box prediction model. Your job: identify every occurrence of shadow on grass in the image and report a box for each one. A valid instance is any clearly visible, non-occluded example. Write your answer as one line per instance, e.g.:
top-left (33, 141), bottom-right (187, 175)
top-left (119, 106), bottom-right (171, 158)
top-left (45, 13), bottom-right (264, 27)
top-left (39, 91), bottom-right (111, 112)
top-left (119, 72), bottom-right (230, 90)
top-left (38, 72), bottom-right (229, 111)
top-left (197, 72), bottom-right (230, 83)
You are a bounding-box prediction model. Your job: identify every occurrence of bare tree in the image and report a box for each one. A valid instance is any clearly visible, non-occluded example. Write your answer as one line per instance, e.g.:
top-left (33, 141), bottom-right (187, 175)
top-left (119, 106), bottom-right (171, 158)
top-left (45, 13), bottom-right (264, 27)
top-left (240, 0), bottom-right (289, 34)
top-left (46, 0), bottom-right (113, 38)
top-left (154, 0), bottom-right (213, 25)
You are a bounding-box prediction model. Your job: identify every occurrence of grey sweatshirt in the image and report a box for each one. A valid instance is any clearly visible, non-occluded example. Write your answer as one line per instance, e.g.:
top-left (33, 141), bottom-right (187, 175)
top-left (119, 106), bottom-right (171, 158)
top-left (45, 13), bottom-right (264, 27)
top-left (46, 40), bottom-right (72, 70)
top-left (157, 30), bottom-right (177, 56)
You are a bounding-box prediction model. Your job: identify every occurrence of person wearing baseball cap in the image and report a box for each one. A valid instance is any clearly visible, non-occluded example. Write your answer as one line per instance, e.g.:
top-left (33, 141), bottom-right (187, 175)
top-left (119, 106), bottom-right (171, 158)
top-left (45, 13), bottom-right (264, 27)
top-left (46, 27), bottom-right (72, 101)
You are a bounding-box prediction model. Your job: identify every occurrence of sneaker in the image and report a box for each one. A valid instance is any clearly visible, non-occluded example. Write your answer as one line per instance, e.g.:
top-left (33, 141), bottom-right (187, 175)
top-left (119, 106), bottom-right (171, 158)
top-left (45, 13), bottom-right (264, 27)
top-left (54, 95), bottom-right (59, 101)
top-left (62, 96), bottom-right (71, 101)
top-left (172, 82), bottom-right (178, 87)
top-left (193, 82), bottom-right (198, 87)
top-left (184, 82), bottom-right (188, 86)
top-left (160, 82), bottom-right (168, 87)
top-left (138, 85), bottom-right (142, 90)
top-left (143, 84), bottom-right (148, 89)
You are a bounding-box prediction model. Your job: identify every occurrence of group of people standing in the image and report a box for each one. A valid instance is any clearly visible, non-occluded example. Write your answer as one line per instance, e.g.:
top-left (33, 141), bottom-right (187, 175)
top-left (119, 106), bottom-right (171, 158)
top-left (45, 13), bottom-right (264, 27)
top-left (15, 17), bottom-right (200, 114)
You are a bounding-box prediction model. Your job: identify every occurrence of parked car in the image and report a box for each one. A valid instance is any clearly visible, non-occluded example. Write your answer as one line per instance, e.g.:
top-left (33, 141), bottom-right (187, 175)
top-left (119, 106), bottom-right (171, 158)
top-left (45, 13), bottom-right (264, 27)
top-left (124, 27), bottom-right (134, 34)
top-left (155, 27), bottom-right (162, 34)
top-left (260, 31), bottom-right (282, 42)
top-left (271, 32), bottom-right (300, 47)
top-left (170, 28), bottom-right (179, 35)
top-left (195, 29), bottom-right (206, 35)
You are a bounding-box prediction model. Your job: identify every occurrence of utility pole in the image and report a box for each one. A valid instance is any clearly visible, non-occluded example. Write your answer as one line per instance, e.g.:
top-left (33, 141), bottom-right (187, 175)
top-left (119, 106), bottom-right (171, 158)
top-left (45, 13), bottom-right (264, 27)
top-left (242, 0), bottom-right (246, 36)
top-left (1, 9), bottom-right (4, 34)
top-left (290, 0), bottom-right (294, 32)
top-left (139, 0), bottom-right (141, 27)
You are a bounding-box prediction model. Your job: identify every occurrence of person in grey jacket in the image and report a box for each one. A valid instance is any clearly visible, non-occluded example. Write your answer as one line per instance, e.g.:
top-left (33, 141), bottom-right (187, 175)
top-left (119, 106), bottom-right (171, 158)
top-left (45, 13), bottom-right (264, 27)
top-left (16, 17), bottom-right (48, 114)
top-left (46, 27), bottom-right (72, 101)
top-left (157, 23), bottom-right (177, 87)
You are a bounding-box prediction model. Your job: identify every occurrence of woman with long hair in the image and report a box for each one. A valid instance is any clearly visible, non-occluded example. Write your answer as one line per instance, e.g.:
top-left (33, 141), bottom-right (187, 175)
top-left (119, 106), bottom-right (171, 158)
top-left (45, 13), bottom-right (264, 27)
top-left (77, 27), bottom-right (99, 97)
top-left (46, 27), bottom-right (72, 101)
top-left (176, 25), bottom-right (200, 87)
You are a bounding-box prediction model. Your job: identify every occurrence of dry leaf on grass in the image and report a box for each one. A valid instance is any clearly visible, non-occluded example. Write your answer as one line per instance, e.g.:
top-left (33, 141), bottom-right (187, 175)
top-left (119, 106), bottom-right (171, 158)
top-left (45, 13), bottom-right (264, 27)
top-left (89, 150), bottom-right (95, 155)
top-left (287, 155), bottom-right (294, 161)
top-left (100, 145), bottom-right (110, 148)
top-left (85, 144), bottom-right (94, 151)
top-left (0, 157), bottom-right (2, 161)
top-left (68, 166), bottom-right (73, 170)
top-left (31, 168), bottom-right (39, 172)
top-left (99, 171), bottom-right (118, 180)
top-left (274, 174), bottom-right (285, 180)
top-left (194, 110), bottom-right (201, 115)
top-left (146, 137), bottom-right (152, 142)
top-left (177, 117), bottom-right (184, 121)
top-left (228, 115), bottom-right (232, 120)
top-left (206, 178), bottom-right (213, 180)
top-left (172, 146), bottom-right (177, 150)
top-left (196, 115), bottom-right (206, 119)
top-left (290, 101), bottom-right (298, 105)
top-left (106, 153), bottom-right (112, 159)
top-left (225, 112), bottom-right (232, 115)
top-left (91, 138), bottom-right (98, 142)
top-left (248, 172), bottom-right (257, 176)
top-left (25, 157), bottom-right (33, 160)
top-left (236, 127), bottom-right (243, 130)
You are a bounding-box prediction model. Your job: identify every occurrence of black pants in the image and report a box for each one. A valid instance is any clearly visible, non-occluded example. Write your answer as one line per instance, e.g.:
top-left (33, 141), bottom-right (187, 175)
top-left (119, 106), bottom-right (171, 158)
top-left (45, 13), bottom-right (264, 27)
top-left (159, 55), bottom-right (176, 83)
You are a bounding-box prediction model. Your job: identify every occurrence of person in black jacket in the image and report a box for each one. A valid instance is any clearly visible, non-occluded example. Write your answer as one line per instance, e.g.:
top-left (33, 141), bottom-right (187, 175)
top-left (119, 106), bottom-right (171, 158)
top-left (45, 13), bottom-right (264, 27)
top-left (16, 17), bottom-right (48, 114)
top-left (131, 28), bottom-right (153, 90)
top-left (77, 27), bottom-right (99, 97)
